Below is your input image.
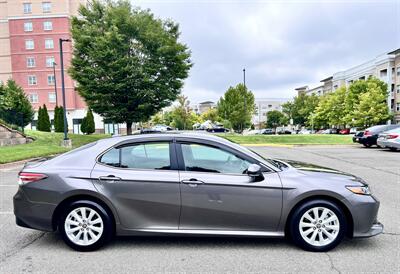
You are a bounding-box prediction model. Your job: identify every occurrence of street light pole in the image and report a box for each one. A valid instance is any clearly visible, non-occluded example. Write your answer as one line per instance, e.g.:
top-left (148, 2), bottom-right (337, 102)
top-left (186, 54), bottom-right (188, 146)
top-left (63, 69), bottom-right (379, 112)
top-left (243, 68), bottom-right (247, 132)
top-left (52, 62), bottom-right (58, 106)
top-left (59, 38), bottom-right (71, 141)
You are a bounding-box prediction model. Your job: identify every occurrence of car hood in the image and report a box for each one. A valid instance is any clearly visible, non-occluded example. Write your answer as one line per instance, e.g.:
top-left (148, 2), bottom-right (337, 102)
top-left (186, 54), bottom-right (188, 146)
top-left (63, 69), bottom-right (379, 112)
top-left (273, 159), bottom-right (365, 186)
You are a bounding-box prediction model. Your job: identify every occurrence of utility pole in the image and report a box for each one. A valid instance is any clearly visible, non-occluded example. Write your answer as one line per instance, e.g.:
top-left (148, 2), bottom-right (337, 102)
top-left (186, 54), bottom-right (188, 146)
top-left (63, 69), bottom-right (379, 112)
top-left (243, 68), bottom-right (247, 133)
top-left (59, 38), bottom-right (71, 146)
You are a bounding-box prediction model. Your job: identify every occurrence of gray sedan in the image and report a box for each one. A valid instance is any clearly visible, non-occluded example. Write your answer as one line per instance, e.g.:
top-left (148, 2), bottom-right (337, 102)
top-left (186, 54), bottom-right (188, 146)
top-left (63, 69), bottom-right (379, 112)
top-left (14, 133), bottom-right (383, 252)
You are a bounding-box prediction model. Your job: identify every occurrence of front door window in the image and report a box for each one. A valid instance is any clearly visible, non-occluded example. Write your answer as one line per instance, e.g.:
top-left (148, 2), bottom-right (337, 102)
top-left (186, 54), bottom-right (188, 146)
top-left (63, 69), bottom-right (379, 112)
top-left (181, 143), bottom-right (251, 174)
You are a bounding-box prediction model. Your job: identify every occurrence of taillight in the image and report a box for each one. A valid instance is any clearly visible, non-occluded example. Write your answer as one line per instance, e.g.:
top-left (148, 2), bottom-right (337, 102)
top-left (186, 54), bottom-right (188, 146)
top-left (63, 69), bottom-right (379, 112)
top-left (18, 172), bottom-right (47, 185)
top-left (387, 134), bottom-right (399, 139)
top-left (364, 130), bottom-right (372, 136)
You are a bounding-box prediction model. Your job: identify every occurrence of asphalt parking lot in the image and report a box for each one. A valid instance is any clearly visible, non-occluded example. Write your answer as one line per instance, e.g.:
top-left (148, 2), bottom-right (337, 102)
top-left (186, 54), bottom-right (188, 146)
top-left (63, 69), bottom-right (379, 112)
top-left (0, 145), bottom-right (399, 273)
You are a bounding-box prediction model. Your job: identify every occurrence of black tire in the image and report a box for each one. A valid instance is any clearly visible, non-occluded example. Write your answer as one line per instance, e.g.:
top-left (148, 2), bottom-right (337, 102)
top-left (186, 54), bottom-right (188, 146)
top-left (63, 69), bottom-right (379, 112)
top-left (389, 147), bottom-right (398, 151)
top-left (363, 143), bottom-right (372, 148)
top-left (58, 200), bottom-right (114, 252)
top-left (289, 199), bottom-right (347, 252)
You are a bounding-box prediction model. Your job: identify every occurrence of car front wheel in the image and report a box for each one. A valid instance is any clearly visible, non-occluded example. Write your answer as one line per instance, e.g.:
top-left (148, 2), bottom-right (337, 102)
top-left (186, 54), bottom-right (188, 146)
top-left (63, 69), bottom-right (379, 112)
top-left (59, 200), bottom-right (114, 251)
top-left (289, 200), bottom-right (346, 252)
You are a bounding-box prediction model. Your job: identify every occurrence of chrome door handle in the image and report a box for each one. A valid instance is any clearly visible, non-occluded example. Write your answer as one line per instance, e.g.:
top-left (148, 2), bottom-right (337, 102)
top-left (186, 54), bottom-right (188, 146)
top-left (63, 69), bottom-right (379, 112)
top-left (181, 179), bottom-right (204, 187)
top-left (99, 175), bottom-right (121, 182)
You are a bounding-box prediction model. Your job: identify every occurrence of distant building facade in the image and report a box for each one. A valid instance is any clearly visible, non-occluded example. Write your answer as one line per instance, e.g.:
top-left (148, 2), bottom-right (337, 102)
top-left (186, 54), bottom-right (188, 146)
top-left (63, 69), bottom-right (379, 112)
top-left (296, 49), bottom-right (400, 123)
top-left (252, 98), bottom-right (289, 128)
top-left (192, 101), bottom-right (216, 114)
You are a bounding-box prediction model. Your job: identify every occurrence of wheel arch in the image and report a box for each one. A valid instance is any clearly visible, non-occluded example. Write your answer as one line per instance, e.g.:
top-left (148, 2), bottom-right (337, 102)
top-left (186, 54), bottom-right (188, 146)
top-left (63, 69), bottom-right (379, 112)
top-left (284, 195), bottom-right (354, 238)
top-left (52, 194), bottom-right (118, 231)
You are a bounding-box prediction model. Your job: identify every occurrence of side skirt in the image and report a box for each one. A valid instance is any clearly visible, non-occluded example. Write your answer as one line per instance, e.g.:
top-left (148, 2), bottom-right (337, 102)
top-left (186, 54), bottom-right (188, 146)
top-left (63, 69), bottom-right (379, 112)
top-left (116, 228), bottom-right (285, 237)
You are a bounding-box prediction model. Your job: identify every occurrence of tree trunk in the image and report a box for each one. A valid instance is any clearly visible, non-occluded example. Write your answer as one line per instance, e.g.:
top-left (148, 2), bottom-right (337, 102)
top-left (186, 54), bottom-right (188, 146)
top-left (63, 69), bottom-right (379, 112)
top-left (126, 121), bottom-right (133, 135)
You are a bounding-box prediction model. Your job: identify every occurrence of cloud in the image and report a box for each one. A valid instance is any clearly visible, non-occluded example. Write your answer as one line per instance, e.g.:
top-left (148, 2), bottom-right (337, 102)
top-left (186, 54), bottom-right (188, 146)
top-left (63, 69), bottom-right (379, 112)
top-left (134, 0), bottom-right (399, 103)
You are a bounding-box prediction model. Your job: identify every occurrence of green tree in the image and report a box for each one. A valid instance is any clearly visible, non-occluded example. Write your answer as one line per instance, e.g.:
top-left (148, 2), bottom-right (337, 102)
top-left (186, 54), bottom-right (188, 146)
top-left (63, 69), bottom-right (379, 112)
top-left (351, 78), bottom-right (390, 127)
top-left (314, 87), bottom-right (346, 128)
top-left (54, 106), bottom-right (68, 133)
top-left (80, 115), bottom-right (87, 134)
top-left (38, 104), bottom-right (51, 132)
top-left (69, 0), bottom-right (192, 135)
top-left (170, 95), bottom-right (199, 130)
top-left (282, 93), bottom-right (319, 126)
top-left (36, 106), bottom-right (43, 131)
top-left (217, 83), bottom-right (255, 132)
top-left (0, 79), bottom-right (34, 128)
top-left (265, 110), bottom-right (285, 129)
top-left (85, 109), bottom-right (95, 134)
top-left (200, 108), bottom-right (219, 123)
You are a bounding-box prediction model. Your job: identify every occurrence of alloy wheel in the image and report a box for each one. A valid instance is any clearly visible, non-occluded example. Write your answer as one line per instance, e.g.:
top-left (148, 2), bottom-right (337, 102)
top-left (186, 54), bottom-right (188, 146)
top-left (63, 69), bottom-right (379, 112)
top-left (298, 207), bottom-right (340, 247)
top-left (64, 207), bottom-right (104, 246)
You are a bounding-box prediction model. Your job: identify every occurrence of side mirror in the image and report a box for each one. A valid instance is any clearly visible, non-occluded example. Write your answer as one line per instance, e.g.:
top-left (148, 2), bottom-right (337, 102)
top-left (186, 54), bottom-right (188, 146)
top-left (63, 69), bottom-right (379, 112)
top-left (246, 164), bottom-right (264, 182)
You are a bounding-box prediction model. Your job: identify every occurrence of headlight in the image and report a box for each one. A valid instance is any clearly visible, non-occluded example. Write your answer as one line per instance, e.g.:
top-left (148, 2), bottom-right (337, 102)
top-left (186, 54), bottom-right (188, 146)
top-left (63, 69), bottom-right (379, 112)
top-left (346, 185), bottom-right (371, 195)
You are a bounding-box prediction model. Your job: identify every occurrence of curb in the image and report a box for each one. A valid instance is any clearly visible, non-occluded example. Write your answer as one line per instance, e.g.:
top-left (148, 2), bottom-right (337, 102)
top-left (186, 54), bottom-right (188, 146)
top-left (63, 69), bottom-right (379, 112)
top-left (242, 144), bottom-right (294, 147)
top-left (0, 158), bottom-right (35, 170)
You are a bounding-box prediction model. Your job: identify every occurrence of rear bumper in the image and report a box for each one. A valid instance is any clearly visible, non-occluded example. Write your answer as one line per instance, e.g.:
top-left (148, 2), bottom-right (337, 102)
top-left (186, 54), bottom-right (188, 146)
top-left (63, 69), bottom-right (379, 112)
top-left (358, 136), bottom-right (377, 145)
top-left (13, 188), bottom-right (56, 232)
top-left (353, 222), bottom-right (384, 238)
top-left (377, 139), bottom-right (400, 149)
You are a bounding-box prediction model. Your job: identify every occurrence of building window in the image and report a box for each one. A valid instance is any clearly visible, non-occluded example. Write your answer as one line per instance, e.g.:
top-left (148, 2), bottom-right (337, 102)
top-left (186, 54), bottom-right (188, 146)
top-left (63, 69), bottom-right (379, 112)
top-left (43, 21), bottom-right (53, 31)
top-left (23, 3), bottom-right (32, 14)
top-left (28, 94), bottom-right (38, 103)
top-left (26, 57), bottom-right (35, 68)
top-left (28, 75), bottom-right (37, 85)
top-left (397, 85), bottom-right (400, 93)
top-left (47, 74), bottom-right (55, 85)
top-left (46, 56), bottom-right (55, 67)
top-left (25, 39), bottom-right (34, 50)
top-left (45, 38), bottom-right (54, 49)
top-left (24, 22), bottom-right (33, 32)
top-left (397, 67), bottom-right (400, 76)
top-left (42, 2), bottom-right (52, 13)
top-left (397, 103), bottom-right (400, 112)
top-left (48, 92), bottom-right (56, 103)
top-left (380, 69), bottom-right (388, 78)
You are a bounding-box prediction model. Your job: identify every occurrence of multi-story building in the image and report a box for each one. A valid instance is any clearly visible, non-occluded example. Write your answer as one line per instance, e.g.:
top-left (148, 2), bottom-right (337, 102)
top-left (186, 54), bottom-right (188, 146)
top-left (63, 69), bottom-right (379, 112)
top-left (191, 101), bottom-right (216, 115)
top-left (252, 98), bottom-right (289, 128)
top-left (296, 48), bottom-right (400, 123)
top-left (0, 1), bottom-right (120, 134)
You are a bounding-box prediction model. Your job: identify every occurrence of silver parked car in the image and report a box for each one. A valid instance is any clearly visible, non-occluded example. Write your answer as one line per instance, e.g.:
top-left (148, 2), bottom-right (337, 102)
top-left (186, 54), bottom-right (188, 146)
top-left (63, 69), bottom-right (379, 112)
top-left (14, 133), bottom-right (383, 252)
top-left (377, 127), bottom-right (400, 151)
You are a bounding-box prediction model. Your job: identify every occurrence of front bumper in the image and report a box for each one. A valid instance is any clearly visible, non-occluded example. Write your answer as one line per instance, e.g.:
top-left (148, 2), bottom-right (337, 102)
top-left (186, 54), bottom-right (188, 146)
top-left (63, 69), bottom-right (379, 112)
top-left (353, 222), bottom-right (384, 238)
top-left (13, 187), bottom-right (56, 232)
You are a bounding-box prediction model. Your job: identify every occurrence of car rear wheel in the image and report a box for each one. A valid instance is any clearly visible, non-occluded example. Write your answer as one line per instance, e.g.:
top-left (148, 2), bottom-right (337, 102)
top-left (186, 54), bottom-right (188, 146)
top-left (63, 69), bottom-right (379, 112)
top-left (363, 143), bottom-right (372, 148)
top-left (289, 200), bottom-right (346, 252)
top-left (59, 200), bottom-right (114, 251)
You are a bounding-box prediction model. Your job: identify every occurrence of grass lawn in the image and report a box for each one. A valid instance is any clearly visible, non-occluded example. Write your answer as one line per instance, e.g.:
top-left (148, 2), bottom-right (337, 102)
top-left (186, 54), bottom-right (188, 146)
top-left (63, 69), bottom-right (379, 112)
top-left (220, 134), bottom-right (354, 145)
top-left (0, 130), bottom-right (110, 164)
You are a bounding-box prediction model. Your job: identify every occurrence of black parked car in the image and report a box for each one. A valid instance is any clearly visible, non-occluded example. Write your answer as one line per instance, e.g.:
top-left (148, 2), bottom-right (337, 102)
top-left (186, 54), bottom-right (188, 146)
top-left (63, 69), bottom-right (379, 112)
top-left (352, 131), bottom-right (364, 143)
top-left (206, 127), bottom-right (229, 133)
top-left (358, 124), bottom-right (400, 147)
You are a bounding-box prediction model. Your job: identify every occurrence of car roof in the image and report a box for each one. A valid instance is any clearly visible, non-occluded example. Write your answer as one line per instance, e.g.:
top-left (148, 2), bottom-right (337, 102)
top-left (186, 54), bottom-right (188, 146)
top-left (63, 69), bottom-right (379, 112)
top-left (98, 131), bottom-right (233, 147)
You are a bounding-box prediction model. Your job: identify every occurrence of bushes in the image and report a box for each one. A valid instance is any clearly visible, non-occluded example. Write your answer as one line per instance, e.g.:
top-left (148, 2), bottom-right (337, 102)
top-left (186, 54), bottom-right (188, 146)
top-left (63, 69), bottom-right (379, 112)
top-left (37, 104), bottom-right (51, 132)
top-left (81, 109), bottom-right (95, 134)
top-left (54, 106), bottom-right (68, 132)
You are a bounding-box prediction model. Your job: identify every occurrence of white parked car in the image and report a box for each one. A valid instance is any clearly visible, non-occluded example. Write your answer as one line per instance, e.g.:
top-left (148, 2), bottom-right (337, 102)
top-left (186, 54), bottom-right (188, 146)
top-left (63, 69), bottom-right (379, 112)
top-left (377, 128), bottom-right (400, 151)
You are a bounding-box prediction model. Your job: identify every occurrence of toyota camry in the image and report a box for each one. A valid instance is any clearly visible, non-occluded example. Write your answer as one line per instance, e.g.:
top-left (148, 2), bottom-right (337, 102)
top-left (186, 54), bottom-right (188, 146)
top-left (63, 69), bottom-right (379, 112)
top-left (14, 133), bottom-right (383, 252)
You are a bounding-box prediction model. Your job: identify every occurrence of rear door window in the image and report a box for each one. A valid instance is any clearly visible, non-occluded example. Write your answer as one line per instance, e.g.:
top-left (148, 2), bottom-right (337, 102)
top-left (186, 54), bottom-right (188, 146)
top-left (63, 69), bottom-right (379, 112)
top-left (99, 142), bottom-right (171, 170)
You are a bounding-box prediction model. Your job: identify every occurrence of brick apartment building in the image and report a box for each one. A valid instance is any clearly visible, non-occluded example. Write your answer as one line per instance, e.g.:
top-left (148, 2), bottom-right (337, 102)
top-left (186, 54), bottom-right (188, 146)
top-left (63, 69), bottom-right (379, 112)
top-left (296, 48), bottom-right (400, 124)
top-left (0, 0), bottom-right (120, 134)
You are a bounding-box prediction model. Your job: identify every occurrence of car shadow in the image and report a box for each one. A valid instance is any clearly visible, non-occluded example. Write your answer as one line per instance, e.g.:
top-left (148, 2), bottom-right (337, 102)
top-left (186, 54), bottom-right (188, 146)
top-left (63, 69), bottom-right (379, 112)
top-left (39, 231), bottom-right (379, 252)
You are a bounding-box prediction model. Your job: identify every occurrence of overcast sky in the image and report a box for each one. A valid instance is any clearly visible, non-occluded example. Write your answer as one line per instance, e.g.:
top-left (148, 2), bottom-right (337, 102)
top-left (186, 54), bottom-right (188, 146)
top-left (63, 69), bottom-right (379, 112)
top-left (134, 0), bottom-right (400, 104)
